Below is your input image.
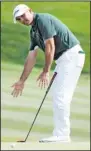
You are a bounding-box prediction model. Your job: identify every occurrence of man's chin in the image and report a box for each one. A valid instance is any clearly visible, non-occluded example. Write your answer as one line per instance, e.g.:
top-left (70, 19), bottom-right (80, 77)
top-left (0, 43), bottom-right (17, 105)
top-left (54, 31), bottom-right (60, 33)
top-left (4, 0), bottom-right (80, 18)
top-left (25, 20), bottom-right (33, 25)
top-left (23, 23), bottom-right (30, 26)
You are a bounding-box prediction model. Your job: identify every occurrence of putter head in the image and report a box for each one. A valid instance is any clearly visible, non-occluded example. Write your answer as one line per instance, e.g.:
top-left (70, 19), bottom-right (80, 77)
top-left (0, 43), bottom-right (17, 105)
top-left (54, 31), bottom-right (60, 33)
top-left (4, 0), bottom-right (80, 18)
top-left (17, 140), bottom-right (25, 143)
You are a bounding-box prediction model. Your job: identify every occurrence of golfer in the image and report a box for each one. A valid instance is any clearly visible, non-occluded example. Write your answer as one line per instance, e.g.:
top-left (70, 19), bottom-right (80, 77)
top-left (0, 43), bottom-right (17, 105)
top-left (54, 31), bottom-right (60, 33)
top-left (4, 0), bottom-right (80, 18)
top-left (12, 4), bottom-right (85, 142)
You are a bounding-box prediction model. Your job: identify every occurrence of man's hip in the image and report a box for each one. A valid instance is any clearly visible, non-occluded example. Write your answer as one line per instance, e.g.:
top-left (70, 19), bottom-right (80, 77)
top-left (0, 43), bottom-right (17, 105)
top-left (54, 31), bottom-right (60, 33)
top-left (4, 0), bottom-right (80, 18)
top-left (55, 44), bottom-right (85, 68)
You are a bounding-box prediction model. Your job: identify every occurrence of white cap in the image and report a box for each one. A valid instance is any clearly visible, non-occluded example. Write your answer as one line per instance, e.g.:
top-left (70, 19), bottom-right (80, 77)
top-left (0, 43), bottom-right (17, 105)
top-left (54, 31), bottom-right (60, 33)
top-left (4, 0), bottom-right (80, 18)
top-left (13, 4), bottom-right (29, 23)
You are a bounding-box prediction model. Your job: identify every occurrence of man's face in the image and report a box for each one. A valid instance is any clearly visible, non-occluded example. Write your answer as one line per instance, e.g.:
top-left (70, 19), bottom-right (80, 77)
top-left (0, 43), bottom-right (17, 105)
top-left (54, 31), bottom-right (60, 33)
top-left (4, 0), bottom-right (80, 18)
top-left (16, 10), bottom-right (33, 25)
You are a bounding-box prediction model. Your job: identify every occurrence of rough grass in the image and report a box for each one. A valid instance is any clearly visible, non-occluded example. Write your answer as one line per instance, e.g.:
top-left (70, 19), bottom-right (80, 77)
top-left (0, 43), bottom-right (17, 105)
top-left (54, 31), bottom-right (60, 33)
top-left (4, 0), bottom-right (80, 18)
top-left (1, 2), bottom-right (90, 72)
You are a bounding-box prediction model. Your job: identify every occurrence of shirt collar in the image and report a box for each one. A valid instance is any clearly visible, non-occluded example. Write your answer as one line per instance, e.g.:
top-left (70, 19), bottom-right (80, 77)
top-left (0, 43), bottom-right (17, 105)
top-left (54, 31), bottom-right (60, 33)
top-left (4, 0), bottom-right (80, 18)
top-left (31, 13), bottom-right (38, 27)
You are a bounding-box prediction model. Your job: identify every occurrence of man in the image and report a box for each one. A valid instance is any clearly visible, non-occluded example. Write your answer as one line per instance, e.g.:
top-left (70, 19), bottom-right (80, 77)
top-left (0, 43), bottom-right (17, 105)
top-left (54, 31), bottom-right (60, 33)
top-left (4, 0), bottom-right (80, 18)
top-left (12, 4), bottom-right (85, 142)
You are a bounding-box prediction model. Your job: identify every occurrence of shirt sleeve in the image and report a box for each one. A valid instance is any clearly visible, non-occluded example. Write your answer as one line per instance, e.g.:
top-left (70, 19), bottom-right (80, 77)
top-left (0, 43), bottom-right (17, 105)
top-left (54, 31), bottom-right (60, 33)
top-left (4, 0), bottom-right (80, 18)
top-left (30, 40), bottom-right (37, 51)
top-left (29, 28), bottom-right (37, 51)
top-left (29, 35), bottom-right (38, 51)
top-left (38, 17), bottom-right (57, 40)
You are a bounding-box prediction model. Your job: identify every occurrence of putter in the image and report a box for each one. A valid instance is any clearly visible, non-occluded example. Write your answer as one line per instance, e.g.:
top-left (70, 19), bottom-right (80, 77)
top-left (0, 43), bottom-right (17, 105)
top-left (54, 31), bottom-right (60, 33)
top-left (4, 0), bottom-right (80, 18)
top-left (17, 72), bottom-right (57, 143)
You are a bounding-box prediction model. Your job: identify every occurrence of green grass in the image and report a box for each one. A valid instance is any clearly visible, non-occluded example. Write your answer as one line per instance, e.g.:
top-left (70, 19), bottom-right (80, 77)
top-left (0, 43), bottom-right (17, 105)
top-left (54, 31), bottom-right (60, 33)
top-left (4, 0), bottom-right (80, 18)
top-left (1, 2), bottom-right (90, 73)
top-left (1, 142), bottom-right (90, 150)
top-left (1, 62), bottom-right (90, 142)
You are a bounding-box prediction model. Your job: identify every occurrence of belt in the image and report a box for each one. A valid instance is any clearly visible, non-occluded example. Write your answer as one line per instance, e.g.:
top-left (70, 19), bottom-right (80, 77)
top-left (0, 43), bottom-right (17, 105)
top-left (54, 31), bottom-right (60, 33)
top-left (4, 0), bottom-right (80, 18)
top-left (54, 51), bottom-right (65, 60)
top-left (78, 50), bottom-right (85, 54)
top-left (54, 50), bottom-right (85, 61)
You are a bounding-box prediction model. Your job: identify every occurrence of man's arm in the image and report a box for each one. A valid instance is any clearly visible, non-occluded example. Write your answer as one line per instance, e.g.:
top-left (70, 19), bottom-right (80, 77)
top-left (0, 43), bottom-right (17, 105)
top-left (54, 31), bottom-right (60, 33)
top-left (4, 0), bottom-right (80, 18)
top-left (37, 37), bottom-right (55, 88)
top-left (43, 37), bottom-right (55, 73)
top-left (20, 49), bottom-right (38, 83)
top-left (38, 17), bottom-right (56, 73)
top-left (11, 48), bottom-right (38, 97)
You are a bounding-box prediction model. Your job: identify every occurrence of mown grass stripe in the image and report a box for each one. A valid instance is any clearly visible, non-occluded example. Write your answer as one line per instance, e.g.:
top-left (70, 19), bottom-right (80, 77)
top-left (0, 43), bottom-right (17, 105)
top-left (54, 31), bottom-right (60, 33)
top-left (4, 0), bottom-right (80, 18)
top-left (2, 84), bottom-right (90, 98)
top-left (72, 99), bottom-right (90, 106)
top-left (1, 136), bottom-right (90, 142)
top-left (1, 118), bottom-right (53, 133)
top-left (71, 128), bottom-right (90, 138)
top-left (1, 128), bottom-right (49, 140)
top-left (2, 116), bottom-right (90, 130)
top-left (2, 129), bottom-right (89, 142)
top-left (2, 89), bottom-right (90, 105)
top-left (2, 97), bottom-right (90, 112)
top-left (1, 98), bottom-right (90, 114)
top-left (73, 92), bottom-right (90, 99)
top-left (2, 85), bottom-right (90, 101)
top-left (1, 118), bottom-right (90, 137)
top-left (2, 114), bottom-right (90, 131)
top-left (2, 105), bottom-right (90, 121)
top-left (2, 100), bottom-right (90, 115)
top-left (2, 97), bottom-right (90, 110)
top-left (71, 112), bottom-right (90, 121)
top-left (2, 105), bottom-right (52, 116)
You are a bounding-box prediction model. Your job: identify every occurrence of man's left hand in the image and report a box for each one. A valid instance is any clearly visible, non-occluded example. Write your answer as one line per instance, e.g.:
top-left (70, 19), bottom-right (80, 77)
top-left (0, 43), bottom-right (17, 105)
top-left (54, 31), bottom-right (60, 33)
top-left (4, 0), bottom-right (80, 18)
top-left (37, 71), bottom-right (49, 89)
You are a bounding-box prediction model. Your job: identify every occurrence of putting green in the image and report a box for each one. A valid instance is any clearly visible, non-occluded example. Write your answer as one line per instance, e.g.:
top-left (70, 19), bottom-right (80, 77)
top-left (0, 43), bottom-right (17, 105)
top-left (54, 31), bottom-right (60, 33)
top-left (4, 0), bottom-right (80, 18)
top-left (1, 142), bottom-right (90, 150)
top-left (1, 63), bottom-right (90, 143)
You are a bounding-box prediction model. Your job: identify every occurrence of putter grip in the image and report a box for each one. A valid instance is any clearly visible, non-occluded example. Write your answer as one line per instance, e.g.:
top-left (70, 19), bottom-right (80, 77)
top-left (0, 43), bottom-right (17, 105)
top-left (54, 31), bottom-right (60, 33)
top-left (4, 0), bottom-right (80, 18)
top-left (50, 72), bottom-right (57, 84)
top-left (46, 72), bottom-right (57, 93)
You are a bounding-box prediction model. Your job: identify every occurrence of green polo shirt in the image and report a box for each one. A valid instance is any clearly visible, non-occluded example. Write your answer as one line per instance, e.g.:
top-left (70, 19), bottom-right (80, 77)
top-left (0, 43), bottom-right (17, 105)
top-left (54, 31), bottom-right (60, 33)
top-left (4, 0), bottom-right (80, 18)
top-left (30, 13), bottom-right (80, 60)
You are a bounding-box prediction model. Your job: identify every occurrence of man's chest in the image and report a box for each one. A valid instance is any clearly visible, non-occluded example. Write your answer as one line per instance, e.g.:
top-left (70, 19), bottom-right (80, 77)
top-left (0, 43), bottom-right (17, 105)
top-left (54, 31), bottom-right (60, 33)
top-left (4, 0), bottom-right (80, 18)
top-left (31, 27), bottom-right (45, 50)
top-left (32, 29), bottom-right (40, 41)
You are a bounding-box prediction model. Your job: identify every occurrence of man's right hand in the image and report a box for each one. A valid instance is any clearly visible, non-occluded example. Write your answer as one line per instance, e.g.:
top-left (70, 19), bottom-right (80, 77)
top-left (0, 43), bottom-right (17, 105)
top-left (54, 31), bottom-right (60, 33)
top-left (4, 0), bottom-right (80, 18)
top-left (11, 80), bottom-right (24, 97)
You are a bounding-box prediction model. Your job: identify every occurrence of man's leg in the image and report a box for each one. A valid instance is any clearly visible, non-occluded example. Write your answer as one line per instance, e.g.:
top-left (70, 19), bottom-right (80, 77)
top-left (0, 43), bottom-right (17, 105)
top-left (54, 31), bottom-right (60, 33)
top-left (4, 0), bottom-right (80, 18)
top-left (52, 48), bottom-right (85, 141)
top-left (39, 45), bottom-right (85, 142)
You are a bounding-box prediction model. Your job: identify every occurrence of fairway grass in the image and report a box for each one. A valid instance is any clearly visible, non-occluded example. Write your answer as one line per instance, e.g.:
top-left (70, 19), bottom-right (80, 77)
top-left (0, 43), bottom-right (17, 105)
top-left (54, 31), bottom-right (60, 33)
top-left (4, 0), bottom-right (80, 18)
top-left (1, 62), bottom-right (90, 143)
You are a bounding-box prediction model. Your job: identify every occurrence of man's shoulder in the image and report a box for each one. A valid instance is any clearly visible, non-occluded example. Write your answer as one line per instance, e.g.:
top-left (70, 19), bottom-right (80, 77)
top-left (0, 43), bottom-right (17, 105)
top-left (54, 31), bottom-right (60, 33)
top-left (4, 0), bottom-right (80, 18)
top-left (37, 13), bottom-right (61, 25)
top-left (37, 13), bottom-right (52, 21)
top-left (37, 13), bottom-right (51, 17)
top-left (36, 13), bottom-right (54, 27)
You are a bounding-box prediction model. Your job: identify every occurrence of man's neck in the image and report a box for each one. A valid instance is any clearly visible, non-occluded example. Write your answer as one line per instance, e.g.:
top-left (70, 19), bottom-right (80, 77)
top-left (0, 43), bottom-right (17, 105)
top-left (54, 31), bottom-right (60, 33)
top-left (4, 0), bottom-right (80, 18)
top-left (30, 12), bottom-right (35, 26)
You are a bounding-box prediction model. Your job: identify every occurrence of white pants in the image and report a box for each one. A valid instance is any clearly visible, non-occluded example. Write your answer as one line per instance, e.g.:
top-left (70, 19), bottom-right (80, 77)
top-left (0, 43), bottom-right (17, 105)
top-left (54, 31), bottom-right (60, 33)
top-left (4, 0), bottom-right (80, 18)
top-left (51, 44), bottom-right (85, 138)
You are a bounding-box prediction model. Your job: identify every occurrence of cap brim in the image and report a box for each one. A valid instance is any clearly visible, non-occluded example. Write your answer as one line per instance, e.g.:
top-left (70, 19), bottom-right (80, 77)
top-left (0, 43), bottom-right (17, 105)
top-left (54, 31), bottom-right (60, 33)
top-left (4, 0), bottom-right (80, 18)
top-left (13, 10), bottom-right (27, 24)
